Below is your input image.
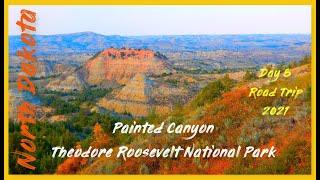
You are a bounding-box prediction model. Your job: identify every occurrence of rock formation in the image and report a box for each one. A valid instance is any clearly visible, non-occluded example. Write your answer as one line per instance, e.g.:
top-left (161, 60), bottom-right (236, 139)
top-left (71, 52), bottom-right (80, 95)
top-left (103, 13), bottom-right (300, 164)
top-left (85, 48), bottom-right (169, 85)
top-left (97, 74), bottom-right (159, 117)
top-left (46, 48), bottom-right (175, 116)
top-left (46, 48), bottom-right (170, 91)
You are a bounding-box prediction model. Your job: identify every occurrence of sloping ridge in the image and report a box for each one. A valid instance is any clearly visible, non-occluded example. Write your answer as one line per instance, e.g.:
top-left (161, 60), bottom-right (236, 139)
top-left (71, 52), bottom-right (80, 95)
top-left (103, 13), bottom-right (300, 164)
top-left (115, 73), bottom-right (152, 103)
top-left (78, 64), bottom-right (312, 174)
top-left (97, 73), bottom-right (154, 117)
top-left (46, 67), bottom-right (88, 92)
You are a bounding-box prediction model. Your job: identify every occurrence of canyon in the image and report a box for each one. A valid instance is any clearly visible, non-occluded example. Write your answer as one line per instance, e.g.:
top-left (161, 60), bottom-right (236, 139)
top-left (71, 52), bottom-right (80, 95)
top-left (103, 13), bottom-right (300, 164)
top-left (45, 48), bottom-right (176, 116)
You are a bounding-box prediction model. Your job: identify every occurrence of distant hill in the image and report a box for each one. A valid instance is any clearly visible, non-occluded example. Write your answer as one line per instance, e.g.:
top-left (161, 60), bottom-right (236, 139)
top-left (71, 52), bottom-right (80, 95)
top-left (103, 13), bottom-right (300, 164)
top-left (9, 32), bottom-right (311, 55)
top-left (9, 32), bottom-right (311, 72)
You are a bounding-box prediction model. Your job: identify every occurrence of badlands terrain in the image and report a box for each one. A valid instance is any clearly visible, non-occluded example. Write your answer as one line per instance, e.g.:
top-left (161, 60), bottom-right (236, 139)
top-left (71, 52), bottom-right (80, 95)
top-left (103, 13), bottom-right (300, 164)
top-left (8, 33), bottom-right (311, 174)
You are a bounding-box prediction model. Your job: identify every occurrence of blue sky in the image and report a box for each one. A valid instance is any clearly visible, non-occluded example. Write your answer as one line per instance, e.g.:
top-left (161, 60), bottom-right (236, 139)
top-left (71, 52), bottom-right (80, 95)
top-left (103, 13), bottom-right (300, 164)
top-left (9, 5), bottom-right (311, 35)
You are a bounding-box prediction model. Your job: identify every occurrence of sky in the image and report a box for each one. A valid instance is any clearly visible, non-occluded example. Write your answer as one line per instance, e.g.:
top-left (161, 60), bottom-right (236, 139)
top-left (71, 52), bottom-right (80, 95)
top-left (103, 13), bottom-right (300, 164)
top-left (9, 5), bottom-right (311, 36)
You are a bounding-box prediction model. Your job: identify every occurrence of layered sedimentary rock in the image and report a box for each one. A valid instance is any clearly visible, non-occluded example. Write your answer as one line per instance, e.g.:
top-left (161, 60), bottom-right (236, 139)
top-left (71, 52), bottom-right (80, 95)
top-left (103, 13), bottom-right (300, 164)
top-left (46, 48), bottom-right (170, 91)
top-left (53, 64), bottom-right (76, 75)
top-left (85, 48), bottom-right (169, 85)
top-left (114, 73), bottom-right (152, 102)
top-left (97, 74), bottom-right (163, 117)
top-left (36, 61), bottom-right (53, 77)
top-left (46, 48), bottom-right (174, 116)
top-left (46, 68), bottom-right (88, 91)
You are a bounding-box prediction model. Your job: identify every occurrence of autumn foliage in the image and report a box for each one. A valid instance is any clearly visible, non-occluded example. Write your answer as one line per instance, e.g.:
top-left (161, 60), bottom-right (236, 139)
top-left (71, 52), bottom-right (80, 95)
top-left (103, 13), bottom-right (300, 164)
top-left (56, 123), bottom-right (110, 174)
top-left (91, 123), bottom-right (110, 148)
top-left (56, 144), bottom-right (88, 174)
top-left (56, 156), bottom-right (87, 174)
top-left (56, 64), bottom-right (311, 174)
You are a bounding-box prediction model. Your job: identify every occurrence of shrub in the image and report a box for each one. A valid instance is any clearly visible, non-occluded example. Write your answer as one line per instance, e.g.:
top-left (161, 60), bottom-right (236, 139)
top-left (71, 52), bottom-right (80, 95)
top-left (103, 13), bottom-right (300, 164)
top-left (191, 80), bottom-right (226, 107)
top-left (243, 70), bottom-right (257, 81)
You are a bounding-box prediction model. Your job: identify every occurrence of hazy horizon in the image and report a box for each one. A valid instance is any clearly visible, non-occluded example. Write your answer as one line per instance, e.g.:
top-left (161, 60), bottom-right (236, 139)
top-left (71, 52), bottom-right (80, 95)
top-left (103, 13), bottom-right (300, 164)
top-left (8, 31), bottom-right (312, 37)
top-left (9, 5), bottom-right (311, 36)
